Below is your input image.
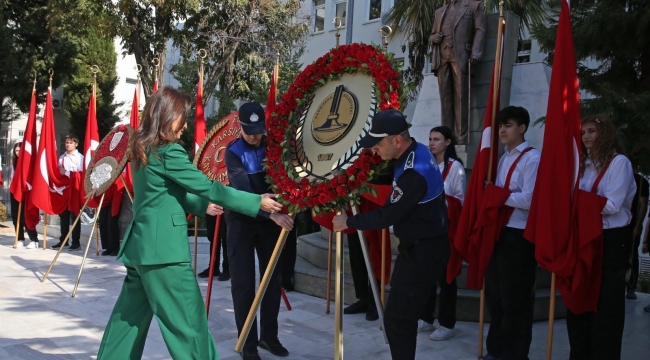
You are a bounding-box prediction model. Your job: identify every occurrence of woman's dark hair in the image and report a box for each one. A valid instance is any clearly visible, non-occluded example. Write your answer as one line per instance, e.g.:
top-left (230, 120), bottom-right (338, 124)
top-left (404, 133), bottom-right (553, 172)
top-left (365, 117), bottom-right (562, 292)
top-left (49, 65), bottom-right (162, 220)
top-left (130, 86), bottom-right (192, 170)
top-left (12, 142), bottom-right (21, 170)
top-left (430, 125), bottom-right (463, 166)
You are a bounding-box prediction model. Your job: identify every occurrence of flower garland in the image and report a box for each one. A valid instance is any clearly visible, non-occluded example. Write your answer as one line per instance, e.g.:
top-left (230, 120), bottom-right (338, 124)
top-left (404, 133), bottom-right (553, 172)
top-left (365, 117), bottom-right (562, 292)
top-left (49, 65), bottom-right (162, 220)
top-left (265, 43), bottom-right (410, 215)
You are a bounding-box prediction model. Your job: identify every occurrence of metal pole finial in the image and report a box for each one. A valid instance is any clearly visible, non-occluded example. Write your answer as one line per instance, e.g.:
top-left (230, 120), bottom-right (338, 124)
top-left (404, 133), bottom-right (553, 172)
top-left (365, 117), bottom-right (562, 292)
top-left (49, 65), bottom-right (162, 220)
top-left (48, 68), bottom-right (54, 89)
top-left (333, 17), bottom-right (343, 48)
top-left (378, 25), bottom-right (392, 51)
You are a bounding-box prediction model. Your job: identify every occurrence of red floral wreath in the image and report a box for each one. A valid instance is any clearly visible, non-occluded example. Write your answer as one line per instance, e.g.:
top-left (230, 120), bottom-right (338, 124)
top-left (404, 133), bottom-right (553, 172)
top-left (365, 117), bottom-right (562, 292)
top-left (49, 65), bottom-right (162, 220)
top-left (265, 43), bottom-right (409, 215)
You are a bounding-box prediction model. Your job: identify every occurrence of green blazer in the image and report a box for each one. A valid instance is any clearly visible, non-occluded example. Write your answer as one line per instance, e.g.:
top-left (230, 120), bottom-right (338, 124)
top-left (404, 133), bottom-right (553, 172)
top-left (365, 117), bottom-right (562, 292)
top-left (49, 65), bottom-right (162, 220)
top-left (117, 143), bottom-right (261, 265)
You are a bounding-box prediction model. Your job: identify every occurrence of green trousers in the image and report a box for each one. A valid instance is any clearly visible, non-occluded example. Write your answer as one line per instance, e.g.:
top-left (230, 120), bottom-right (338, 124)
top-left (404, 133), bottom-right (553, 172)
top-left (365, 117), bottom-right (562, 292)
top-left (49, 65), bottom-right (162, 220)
top-left (97, 263), bottom-right (220, 360)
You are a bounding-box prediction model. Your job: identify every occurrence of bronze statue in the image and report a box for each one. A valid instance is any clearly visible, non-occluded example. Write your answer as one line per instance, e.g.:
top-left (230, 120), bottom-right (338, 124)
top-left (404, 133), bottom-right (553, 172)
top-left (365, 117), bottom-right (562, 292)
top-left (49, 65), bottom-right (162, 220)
top-left (429, 0), bottom-right (486, 145)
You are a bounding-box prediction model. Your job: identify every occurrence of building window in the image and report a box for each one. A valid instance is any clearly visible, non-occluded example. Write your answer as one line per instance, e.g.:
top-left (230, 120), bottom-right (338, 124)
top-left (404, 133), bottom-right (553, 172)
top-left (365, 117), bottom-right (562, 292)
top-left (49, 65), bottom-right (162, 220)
top-left (517, 39), bottom-right (532, 63)
top-left (334, 1), bottom-right (347, 27)
top-left (368, 0), bottom-right (382, 21)
top-left (313, 0), bottom-right (326, 33)
top-left (18, 130), bottom-right (24, 137)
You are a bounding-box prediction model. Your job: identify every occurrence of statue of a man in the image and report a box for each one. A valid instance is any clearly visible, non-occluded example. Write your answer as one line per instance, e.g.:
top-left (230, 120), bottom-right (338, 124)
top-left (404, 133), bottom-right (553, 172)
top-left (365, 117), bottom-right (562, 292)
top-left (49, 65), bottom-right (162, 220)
top-left (429, 0), bottom-right (486, 145)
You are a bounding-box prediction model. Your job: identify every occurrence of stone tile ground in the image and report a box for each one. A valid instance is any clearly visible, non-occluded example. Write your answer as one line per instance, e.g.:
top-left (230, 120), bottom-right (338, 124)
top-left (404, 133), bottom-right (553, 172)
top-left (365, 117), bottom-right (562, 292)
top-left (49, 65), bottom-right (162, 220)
top-left (0, 224), bottom-right (648, 359)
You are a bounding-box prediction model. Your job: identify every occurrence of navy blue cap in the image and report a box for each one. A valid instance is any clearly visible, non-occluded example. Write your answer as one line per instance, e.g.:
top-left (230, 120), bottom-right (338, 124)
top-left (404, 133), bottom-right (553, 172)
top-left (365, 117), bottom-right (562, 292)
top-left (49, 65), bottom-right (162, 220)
top-left (239, 102), bottom-right (266, 135)
top-left (358, 110), bottom-right (409, 148)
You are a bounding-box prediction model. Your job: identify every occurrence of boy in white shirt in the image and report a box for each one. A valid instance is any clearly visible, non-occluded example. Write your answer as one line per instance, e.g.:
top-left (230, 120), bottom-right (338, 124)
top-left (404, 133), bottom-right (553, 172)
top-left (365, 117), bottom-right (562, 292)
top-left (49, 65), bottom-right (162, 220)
top-left (51, 135), bottom-right (84, 251)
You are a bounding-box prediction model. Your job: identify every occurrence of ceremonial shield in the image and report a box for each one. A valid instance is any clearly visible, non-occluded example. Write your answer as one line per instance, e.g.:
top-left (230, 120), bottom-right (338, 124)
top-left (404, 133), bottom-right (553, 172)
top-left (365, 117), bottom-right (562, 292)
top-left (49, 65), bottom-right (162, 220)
top-left (84, 124), bottom-right (134, 198)
top-left (193, 111), bottom-right (242, 185)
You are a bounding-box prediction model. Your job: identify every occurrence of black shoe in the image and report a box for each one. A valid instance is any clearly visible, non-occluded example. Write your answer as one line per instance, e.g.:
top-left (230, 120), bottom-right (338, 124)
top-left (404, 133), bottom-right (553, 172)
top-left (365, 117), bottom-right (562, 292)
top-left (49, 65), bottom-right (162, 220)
top-left (109, 250), bottom-right (119, 256)
top-left (51, 241), bottom-right (68, 249)
top-left (366, 302), bottom-right (379, 321)
top-left (241, 347), bottom-right (261, 360)
top-left (282, 282), bottom-right (294, 292)
top-left (259, 339), bottom-right (289, 357)
top-left (198, 268), bottom-right (221, 278)
top-left (344, 300), bottom-right (368, 314)
top-left (101, 250), bottom-right (111, 256)
top-left (217, 271), bottom-right (230, 281)
top-left (626, 289), bottom-right (637, 300)
top-left (69, 245), bottom-right (81, 251)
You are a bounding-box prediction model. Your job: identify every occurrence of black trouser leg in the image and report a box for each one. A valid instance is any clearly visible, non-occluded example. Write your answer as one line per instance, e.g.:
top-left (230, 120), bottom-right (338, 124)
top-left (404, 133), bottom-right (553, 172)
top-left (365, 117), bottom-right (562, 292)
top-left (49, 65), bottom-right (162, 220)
top-left (384, 237), bottom-right (449, 360)
top-left (228, 220), bottom-right (282, 349)
top-left (485, 227), bottom-right (537, 360)
top-left (10, 194), bottom-right (25, 241)
top-left (567, 226), bottom-right (630, 360)
top-left (628, 235), bottom-right (641, 290)
top-left (99, 207), bottom-right (110, 250)
top-left (59, 209), bottom-right (81, 247)
top-left (280, 228), bottom-right (297, 288)
top-left (347, 232), bottom-right (369, 302)
top-left (437, 274), bottom-right (457, 329)
top-left (420, 264), bottom-right (458, 328)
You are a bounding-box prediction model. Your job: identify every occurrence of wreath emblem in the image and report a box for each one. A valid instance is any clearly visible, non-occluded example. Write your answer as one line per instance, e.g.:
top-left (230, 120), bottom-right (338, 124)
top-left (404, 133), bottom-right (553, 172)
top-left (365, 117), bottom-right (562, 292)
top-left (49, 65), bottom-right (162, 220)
top-left (265, 43), bottom-right (411, 215)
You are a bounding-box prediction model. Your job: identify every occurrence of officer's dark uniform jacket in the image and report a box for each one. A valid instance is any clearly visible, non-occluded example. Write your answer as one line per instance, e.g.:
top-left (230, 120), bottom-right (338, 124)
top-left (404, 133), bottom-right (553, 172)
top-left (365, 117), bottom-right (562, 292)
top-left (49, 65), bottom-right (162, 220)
top-left (225, 136), bottom-right (273, 223)
top-left (347, 140), bottom-right (448, 246)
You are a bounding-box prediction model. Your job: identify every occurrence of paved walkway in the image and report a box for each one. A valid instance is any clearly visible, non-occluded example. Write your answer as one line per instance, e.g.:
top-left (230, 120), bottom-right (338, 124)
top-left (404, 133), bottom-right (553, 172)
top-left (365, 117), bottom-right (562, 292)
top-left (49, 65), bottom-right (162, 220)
top-left (0, 225), bottom-right (649, 359)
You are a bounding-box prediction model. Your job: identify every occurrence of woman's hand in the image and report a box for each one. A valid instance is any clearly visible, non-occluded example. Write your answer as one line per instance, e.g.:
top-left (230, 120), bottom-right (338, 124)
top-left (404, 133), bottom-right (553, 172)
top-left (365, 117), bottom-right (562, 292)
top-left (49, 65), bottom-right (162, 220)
top-left (270, 213), bottom-right (294, 231)
top-left (206, 203), bottom-right (224, 216)
top-left (260, 193), bottom-right (283, 213)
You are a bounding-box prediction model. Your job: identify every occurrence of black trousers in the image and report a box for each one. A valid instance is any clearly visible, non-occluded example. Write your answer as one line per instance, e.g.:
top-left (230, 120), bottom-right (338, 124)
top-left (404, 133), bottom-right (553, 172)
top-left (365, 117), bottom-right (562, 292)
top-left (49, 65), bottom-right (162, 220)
top-left (485, 227), bottom-right (537, 360)
top-left (59, 209), bottom-right (81, 247)
top-left (348, 232), bottom-right (371, 302)
top-left (384, 236), bottom-right (449, 360)
top-left (279, 227), bottom-right (297, 288)
top-left (227, 218), bottom-right (283, 350)
top-left (566, 226), bottom-right (631, 360)
top-left (628, 235), bottom-right (641, 290)
top-left (10, 194), bottom-right (38, 241)
top-left (205, 213), bottom-right (228, 273)
top-left (98, 206), bottom-right (120, 252)
top-left (420, 265), bottom-right (457, 329)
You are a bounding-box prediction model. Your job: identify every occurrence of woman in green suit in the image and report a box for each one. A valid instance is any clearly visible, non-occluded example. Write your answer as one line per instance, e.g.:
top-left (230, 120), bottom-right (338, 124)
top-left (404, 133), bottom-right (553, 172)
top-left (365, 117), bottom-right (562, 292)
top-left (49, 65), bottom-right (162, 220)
top-left (97, 86), bottom-right (282, 360)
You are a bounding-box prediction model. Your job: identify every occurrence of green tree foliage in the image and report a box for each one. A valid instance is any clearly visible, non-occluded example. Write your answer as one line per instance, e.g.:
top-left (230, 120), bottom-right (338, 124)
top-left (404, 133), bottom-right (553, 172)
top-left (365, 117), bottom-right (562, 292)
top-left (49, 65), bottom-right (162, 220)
top-left (64, 28), bottom-right (121, 151)
top-left (531, 0), bottom-right (650, 172)
top-left (1, 0), bottom-right (80, 119)
top-left (101, 0), bottom-right (199, 99)
top-left (385, 0), bottom-right (550, 100)
top-left (169, 0), bottom-right (308, 156)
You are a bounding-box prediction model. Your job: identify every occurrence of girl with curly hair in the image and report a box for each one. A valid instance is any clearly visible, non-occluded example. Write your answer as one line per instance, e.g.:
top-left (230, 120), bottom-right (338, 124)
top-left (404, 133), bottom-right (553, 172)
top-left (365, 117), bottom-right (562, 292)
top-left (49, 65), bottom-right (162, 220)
top-left (568, 114), bottom-right (636, 360)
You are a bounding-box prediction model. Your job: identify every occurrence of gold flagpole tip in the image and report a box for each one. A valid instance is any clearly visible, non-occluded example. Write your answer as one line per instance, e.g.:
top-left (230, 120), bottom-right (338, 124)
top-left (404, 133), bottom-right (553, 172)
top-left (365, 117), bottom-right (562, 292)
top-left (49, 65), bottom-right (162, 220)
top-left (198, 49), bottom-right (208, 59)
top-left (499, 1), bottom-right (504, 17)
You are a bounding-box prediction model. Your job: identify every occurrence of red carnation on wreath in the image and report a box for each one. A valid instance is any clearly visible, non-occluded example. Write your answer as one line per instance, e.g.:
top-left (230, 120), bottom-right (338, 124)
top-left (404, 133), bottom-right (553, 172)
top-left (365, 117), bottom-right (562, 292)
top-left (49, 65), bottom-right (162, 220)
top-left (264, 43), bottom-right (413, 215)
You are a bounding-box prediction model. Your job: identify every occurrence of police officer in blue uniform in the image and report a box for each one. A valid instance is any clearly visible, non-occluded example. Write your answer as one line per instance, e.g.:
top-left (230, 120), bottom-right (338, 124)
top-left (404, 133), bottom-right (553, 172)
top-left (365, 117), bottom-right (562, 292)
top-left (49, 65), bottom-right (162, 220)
top-left (226, 102), bottom-right (294, 360)
top-left (333, 109), bottom-right (449, 360)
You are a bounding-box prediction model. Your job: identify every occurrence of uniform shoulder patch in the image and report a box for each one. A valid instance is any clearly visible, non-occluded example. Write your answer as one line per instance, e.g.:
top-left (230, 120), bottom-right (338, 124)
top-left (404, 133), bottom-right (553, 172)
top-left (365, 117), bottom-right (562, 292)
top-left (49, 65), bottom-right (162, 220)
top-left (390, 186), bottom-right (403, 203)
top-left (404, 151), bottom-right (415, 170)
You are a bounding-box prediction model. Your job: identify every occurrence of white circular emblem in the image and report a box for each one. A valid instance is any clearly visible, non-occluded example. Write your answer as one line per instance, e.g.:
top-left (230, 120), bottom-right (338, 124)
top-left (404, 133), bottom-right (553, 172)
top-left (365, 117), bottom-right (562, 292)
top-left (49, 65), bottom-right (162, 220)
top-left (250, 113), bottom-right (259, 123)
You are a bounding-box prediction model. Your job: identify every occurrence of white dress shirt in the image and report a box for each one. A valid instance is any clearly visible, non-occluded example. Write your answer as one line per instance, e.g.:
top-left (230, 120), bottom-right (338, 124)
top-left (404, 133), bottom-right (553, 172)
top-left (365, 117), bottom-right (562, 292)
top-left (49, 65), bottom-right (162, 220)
top-left (579, 154), bottom-right (636, 229)
top-left (495, 141), bottom-right (541, 229)
top-left (58, 150), bottom-right (84, 177)
top-left (439, 159), bottom-right (466, 204)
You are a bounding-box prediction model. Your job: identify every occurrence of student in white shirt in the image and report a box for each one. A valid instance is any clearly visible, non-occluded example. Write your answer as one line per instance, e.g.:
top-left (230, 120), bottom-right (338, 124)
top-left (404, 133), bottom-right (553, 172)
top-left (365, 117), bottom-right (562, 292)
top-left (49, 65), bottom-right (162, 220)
top-left (417, 125), bottom-right (466, 341)
top-left (51, 134), bottom-right (84, 251)
top-left (484, 106), bottom-right (540, 360)
top-left (567, 115), bottom-right (636, 360)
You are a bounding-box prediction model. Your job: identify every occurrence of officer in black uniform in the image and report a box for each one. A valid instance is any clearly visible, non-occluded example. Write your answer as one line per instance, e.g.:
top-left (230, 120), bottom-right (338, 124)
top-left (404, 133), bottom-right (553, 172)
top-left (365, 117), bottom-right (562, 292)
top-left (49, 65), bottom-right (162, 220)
top-left (333, 109), bottom-right (449, 360)
top-left (226, 102), bottom-right (294, 360)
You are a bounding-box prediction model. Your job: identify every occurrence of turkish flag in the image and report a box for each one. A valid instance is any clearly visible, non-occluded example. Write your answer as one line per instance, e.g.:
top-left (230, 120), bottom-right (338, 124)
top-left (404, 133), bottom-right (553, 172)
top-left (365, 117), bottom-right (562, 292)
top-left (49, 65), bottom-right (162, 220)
top-left (524, 0), bottom-right (597, 314)
top-left (31, 88), bottom-right (71, 215)
top-left (195, 79), bottom-right (206, 154)
top-left (448, 23), bottom-right (504, 289)
top-left (9, 88), bottom-right (40, 228)
top-left (81, 87), bottom-right (104, 209)
top-left (265, 63), bottom-right (279, 128)
top-left (114, 88), bottom-right (139, 213)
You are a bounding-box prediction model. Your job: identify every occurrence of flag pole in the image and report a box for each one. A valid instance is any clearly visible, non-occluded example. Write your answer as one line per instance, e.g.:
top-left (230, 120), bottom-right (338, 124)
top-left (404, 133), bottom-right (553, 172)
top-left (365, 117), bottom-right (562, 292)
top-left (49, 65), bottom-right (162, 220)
top-left (90, 65), bottom-right (100, 256)
top-left (13, 203), bottom-right (23, 249)
top-left (546, 273), bottom-right (557, 359)
top-left (334, 210), bottom-right (344, 360)
top-left (193, 50), bottom-right (206, 275)
top-left (235, 213), bottom-right (295, 353)
top-left (72, 194), bottom-right (105, 297)
top-left (479, 3), bottom-right (505, 359)
top-left (41, 196), bottom-right (93, 283)
top-left (326, 229), bottom-right (333, 314)
top-left (42, 68), bottom-right (55, 250)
